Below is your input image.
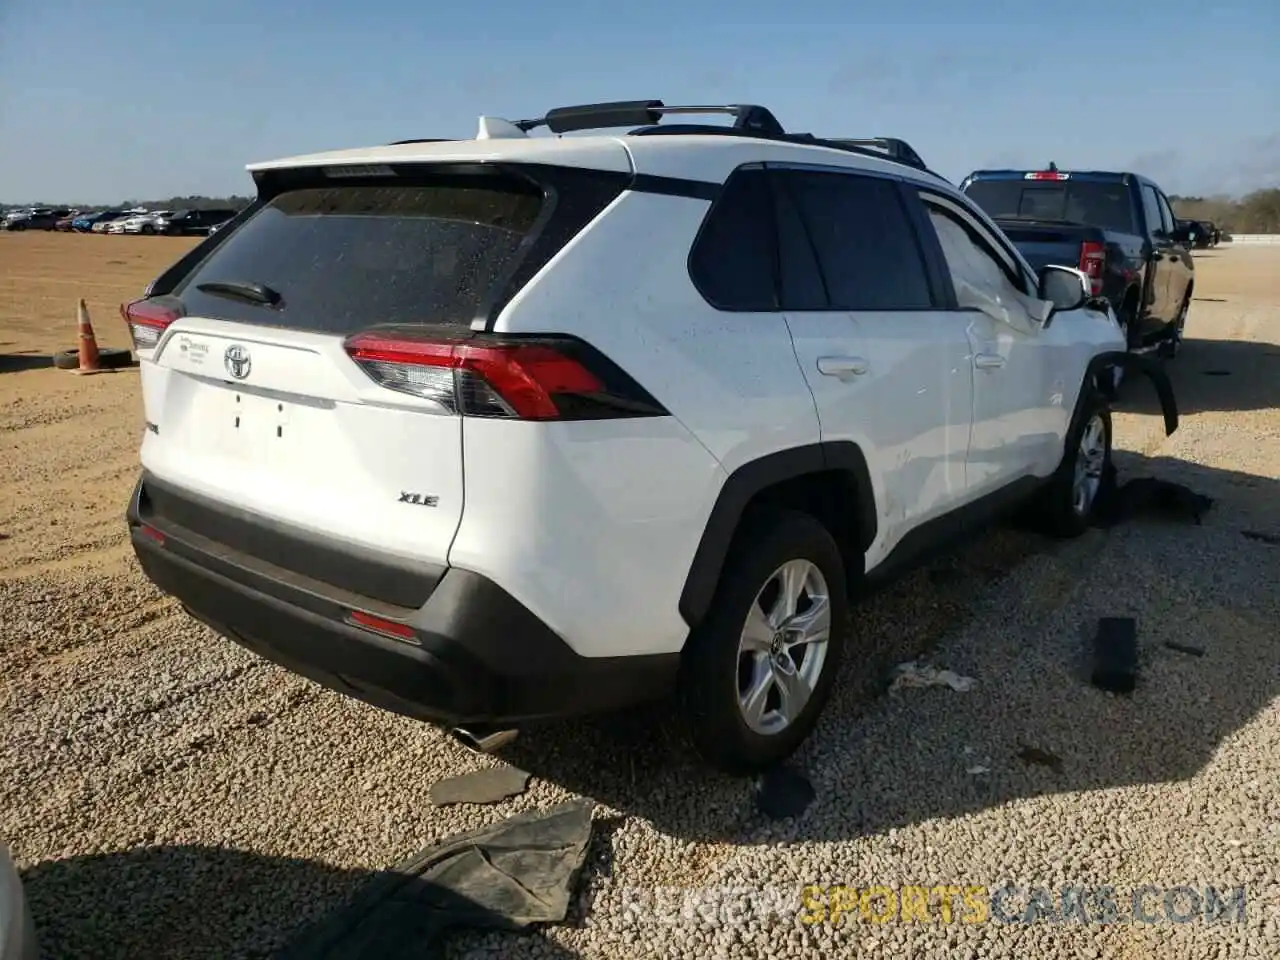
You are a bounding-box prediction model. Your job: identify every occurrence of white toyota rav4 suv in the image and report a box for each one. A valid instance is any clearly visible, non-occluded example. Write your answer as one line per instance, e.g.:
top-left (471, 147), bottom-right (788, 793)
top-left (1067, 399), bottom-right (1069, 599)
top-left (125, 101), bottom-right (1176, 774)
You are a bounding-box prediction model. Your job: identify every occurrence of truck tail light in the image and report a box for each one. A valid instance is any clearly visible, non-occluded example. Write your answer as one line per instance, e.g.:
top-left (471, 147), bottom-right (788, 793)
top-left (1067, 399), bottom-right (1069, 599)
top-left (1078, 241), bottom-right (1105, 296)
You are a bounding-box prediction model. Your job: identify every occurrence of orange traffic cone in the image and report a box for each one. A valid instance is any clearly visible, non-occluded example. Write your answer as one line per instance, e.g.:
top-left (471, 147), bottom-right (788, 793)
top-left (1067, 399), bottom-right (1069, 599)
top-left (73, 298), bottom-right (103, 375)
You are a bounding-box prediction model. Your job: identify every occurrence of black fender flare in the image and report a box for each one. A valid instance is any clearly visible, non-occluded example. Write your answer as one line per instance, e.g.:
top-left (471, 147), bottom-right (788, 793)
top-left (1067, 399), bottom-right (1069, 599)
top-left (678, 441), bottom-right (877, 629)
top-left (1085, 351), bottom-right (1178, 437)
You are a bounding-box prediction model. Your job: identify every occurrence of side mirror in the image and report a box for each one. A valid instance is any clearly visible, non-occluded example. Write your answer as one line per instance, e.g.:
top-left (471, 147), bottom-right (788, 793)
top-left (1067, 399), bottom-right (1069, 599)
top-left (1038, 265), bottom-right (1088, 316)
top-left (1171, 224), bottom-right (1192, 244)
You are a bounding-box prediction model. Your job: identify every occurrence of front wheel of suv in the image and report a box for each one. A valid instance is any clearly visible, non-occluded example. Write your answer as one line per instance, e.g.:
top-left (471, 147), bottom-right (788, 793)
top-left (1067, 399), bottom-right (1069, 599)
top-left (678, 507), bottom-right (848, 775)
top-left (1031, 392), bottom-right (1113, 539)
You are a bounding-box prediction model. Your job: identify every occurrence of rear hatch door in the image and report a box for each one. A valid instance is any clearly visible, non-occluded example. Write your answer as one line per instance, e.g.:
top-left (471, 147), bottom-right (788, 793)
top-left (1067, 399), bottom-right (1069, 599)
top-left (136, 173), bottom-right (548, 574)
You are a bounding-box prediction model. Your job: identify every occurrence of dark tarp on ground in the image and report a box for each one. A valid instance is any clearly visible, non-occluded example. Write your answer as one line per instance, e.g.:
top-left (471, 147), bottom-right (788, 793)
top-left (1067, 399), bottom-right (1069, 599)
top-left (276, 797), bottom-right (595, 959)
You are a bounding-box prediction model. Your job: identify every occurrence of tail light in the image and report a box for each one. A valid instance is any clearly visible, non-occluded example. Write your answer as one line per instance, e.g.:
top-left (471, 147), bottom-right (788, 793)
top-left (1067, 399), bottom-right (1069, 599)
top-left (1078, 241), bottom-right (1105, 296)
top-left (342, 329), bottom-right (667, 421)
top-left (121, 297), bottom-right (184, 351)
top-left (1025, 170), bottom-right (1068, 181)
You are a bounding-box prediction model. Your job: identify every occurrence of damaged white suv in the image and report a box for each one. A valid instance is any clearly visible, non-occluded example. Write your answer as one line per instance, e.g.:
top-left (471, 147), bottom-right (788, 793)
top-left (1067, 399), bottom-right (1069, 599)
top-left (125, 100), bottom-right (1176, 774)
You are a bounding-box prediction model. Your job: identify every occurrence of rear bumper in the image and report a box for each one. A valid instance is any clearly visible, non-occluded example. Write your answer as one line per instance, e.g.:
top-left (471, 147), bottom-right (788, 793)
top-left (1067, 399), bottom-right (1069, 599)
top-left (127, 475), bottom-right (678, 726)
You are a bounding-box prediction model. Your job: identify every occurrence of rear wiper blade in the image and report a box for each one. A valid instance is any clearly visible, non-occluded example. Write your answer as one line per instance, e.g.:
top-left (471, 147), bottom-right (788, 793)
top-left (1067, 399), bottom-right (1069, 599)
top-left (196, 279), bottom-right (283, 307)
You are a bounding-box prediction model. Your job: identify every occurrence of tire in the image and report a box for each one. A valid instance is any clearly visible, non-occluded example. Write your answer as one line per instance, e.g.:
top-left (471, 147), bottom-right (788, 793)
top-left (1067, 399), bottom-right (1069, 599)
top-left (10, 222), bottom-right (26, 232)
top-left (1030, 392), bottom-right (1112, 538)
top-left (1158, 294), bottom-right (1190, 360)
top-left (678, 506), bottom-right (849, 775)
top-left (51, 347), bottom-right (135, 370)
top-left (141, 224), bottom-right (155, 235)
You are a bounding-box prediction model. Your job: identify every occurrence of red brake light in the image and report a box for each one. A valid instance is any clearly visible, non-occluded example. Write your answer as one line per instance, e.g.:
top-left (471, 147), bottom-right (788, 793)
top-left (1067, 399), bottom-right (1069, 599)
top-left (121, 298), bottom-right (182, 351)
top-left (1078, 241), bottom-right (1106, 296)
top-left (343, 330), bottom-right (659, 421)
top-left (1025, 171), bottom-right (1068, 181)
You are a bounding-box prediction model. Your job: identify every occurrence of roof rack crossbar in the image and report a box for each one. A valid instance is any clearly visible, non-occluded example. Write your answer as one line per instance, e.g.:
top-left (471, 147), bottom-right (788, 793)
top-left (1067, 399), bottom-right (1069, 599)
top-left (513, 100), bottom-right (785, 137)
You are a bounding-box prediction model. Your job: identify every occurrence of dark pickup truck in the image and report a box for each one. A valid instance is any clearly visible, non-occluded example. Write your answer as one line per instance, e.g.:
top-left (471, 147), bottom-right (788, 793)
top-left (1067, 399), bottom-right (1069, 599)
top-left (1176, 218), bottom-right (1219, 248)
top-left (958, 167), bottom-right (1194, 356)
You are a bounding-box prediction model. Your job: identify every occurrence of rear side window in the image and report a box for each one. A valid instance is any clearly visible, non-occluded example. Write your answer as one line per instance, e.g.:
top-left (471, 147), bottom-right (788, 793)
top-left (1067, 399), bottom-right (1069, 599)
top-left (1140, 186), bottom-right (1165, 235)
top-left (174, 179), bottom-right (544, 333)
top-left (778, 171), bottom-right (933, 311)
top-left (963, 178), bottom-right (1137, 234)
top-left (688, 168), bottom-right (778, 311)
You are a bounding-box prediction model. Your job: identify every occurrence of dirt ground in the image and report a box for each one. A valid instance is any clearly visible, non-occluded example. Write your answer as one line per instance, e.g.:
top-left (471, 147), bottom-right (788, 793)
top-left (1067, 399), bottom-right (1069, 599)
top-left (2, 233), bottom-right (1278, 959)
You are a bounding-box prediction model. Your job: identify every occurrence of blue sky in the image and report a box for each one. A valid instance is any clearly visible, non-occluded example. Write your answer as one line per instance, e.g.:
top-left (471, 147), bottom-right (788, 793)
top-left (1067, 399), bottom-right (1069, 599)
top-left (1, 0), bottom-right (1276, 204)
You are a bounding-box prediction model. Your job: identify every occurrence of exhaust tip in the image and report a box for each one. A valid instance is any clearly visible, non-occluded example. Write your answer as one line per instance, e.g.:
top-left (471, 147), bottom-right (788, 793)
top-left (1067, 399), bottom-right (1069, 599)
top-left (450, 726), bottom-right (519, 754)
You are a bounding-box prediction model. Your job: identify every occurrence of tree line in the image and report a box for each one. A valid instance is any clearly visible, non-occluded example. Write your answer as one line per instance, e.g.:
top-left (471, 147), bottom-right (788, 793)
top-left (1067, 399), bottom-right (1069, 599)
top-left (1170, 189), bottom-right (1280, 235)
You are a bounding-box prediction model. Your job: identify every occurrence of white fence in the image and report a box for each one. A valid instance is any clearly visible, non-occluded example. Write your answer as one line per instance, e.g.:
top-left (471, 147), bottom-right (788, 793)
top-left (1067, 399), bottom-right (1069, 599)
top-left (1227, 234), bottom-right (1280, 245)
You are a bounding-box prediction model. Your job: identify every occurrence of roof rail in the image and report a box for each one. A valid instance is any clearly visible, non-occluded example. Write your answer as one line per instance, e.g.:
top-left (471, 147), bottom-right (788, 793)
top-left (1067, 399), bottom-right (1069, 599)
top-left (387, 101), bottom-right (936, 176)
top-left (824, 138), bottom-right (927, 170)
top-left (513, 100), bottom-right (786, 137)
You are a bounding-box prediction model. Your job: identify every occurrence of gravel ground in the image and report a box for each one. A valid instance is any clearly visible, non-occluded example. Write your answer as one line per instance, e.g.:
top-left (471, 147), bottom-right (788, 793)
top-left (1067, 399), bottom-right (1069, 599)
top-left (2, 240), bottom-right (1278, 959)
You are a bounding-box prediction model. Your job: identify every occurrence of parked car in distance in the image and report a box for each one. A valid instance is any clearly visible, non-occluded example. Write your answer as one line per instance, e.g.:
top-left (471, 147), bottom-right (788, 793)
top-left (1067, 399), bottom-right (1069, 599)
top-left (121, 210), bottom-right (174, 235)
top-left (54, 210), bottom-right (84, 231)
top-left (1176, 218), bottom-right (1218, 248)
top-left (72, 210), bottom-right (123, 232)
top-left (123, 99), bottom-right (1174, 774)
top-left (959, 166), bottom-right (1194, 357)
top-left (93, 212), bottom-right (135, 234)
top-left (3, 207), bottom-right (70, 231)
top-left (156, 208), bottom-right (237, 236)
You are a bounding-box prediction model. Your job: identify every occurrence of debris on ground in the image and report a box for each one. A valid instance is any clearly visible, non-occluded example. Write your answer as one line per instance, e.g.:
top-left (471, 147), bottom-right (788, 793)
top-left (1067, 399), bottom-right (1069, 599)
top-left (429, 764), bottom-right (531, 807)
top-left (1242, 529), bottom-right (1280, 545)
top-left (966, 765), bottom-right (991, 776)
top-left (1164, 640), bottom-right (1206, 658)
top-left (754, 765), bottom-right (815, 820)
top-left (889, 661), bottom-right (977, 693)
top-left (1094, 476), bottom-right (1214, 527)
top-left (1091, 616), bottom-right (1139, 694)
top-left (277, 798), bottom-right (595, 959)
top-left (1016, 746), bottom-right (1064, 773)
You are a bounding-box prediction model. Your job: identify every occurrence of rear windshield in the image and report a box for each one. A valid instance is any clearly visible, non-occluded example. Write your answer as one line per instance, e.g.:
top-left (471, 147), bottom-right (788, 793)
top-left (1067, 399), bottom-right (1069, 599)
top-left (962, 178), bottom-right (1136, 233)
top-left (173, 180), bottom-right (544, 333)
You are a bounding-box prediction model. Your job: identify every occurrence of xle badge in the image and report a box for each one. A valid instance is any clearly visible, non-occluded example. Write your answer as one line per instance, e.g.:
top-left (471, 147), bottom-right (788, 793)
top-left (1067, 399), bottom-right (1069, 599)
top-left (399, 492), bottom-right (439, 507)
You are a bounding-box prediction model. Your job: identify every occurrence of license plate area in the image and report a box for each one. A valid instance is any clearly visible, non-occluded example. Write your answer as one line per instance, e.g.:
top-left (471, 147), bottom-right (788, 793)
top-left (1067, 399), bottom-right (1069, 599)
top-left (219, 389), bottom-right (291, 464)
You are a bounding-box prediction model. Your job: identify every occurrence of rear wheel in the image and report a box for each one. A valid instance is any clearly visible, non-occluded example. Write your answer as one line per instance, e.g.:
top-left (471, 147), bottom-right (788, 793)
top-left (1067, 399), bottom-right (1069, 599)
top-left (679, 507), bottom-right (848, 775)
top-left (141, 224), bottom-right (155, 235)
top-left (1159, 294), bottom-right (1190, 359)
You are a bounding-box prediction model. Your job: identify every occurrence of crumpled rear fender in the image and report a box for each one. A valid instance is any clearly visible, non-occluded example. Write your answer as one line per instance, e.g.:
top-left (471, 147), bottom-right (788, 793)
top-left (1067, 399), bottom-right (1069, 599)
top-left (1086, 351), bottom-right (1178, 436)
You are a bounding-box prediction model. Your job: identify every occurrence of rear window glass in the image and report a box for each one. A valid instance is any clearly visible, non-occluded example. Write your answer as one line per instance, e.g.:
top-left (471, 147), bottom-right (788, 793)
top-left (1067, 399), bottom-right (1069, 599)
top-left (173, 181), bottom-right (543, 333)
top-left (962, 179), bottom-right (1136, 234)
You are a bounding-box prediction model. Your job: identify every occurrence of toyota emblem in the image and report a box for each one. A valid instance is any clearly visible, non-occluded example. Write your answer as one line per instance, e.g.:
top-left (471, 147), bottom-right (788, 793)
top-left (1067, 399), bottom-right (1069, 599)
top-left (224, 344), bottom-right (251, 380)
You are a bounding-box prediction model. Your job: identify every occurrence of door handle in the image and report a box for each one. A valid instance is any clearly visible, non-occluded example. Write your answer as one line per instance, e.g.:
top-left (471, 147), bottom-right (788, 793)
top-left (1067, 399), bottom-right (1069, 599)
top-left (816, 356), bottom-right (869, 378)
top-left (974, 353), bottom-right (1006, 370)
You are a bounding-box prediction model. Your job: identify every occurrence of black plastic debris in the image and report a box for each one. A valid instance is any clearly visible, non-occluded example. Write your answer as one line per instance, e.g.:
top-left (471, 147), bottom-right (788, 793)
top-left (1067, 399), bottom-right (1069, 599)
top-left (755, 764), bottom-right (815, 820)
top-left (276, 798), bottom-right (594, 959)
top-left (1091, 616), bottom-right (1139, 694)
top-left (1093, 477), bottom-right (1214, 528)
top-left (1016, 746), bottom-right (1063, 773)
top-left (1242, 530), bottom-right (1280, 546)
top-left (1164, 641), bottom-right (1206, 657)
top-left (430, 765), bottom-right (531, 807)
